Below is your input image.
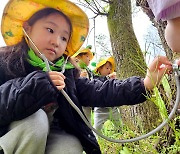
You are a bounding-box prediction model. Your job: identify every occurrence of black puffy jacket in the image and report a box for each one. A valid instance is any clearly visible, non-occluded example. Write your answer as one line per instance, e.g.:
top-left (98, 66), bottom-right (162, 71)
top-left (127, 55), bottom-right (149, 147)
top-left (0, 60), bottom-right (147, 154)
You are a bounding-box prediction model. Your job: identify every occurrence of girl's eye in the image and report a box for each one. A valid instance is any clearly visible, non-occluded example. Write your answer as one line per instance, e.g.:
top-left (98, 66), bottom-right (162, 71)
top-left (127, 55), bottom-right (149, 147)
top-left (47, 28), bottom-right (54, 33)
top-left (62, 37), bottom-right (67, 42)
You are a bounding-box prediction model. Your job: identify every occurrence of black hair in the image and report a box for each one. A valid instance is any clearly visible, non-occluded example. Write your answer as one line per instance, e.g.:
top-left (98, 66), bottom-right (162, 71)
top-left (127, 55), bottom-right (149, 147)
top-left (0, 38), bottom-right (29, 77)
top-left (27, 8), bottom-right (72, 41)
top-left (77, 52), bottom-right (89, 57)
top-left (0, 8), bottom-right (73, 78)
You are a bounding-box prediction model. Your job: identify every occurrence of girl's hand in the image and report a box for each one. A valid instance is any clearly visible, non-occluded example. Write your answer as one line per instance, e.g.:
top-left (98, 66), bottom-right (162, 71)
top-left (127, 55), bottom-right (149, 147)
top-left (108, 72), bottom-right (117, 79)
top-left (80, 70), bottom-right (88, 78)
top-left (175, 59), bottom-right (180, 65)
top-left (48, 71), bottom-right (66, 90)
top-left (144, 56), bottom-right (172, 90)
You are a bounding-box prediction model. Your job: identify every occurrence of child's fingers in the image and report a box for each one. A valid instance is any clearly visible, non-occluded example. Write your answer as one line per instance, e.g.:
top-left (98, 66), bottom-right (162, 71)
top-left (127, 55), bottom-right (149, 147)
top-left (144, 56), bottom-right (172, 90)
top-left (153, 56), bottom-right (170, 65)
top-left (56, 85), bottom-right (66, 90)
top-left (52, 80), bottom-right (65, 87)
top-left (50, 74), bottom-right (65, 81)
top-left (158, 56), bottom-right (171, 65)
top-left (158, 67), bottom-right (169, 77)
top-left (175, 59), bottom-right (180, 65)
top-left (80, 72), bottom-right (88, 77)
top-left (48, 71), bottom-right (66, 79)
top-left (48, 71), bottom-right (66, 89)
top-left (149, 56), bottom-right (172, 71)
top-left (51, 79), bottom-right (65, 90)
top-left (157, 56), bottom-right (172, 66)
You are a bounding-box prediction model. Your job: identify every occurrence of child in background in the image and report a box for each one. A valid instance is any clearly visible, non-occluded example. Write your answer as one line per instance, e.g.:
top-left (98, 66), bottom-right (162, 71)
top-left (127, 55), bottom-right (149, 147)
top-left (93, 57), bottom-right (123, 132)
top-left (72, 45), bottom-right (94, 79)
top-left (72, 45), bottom-right (94, 123)
top-left (0, 0), bottom-right (173, 153)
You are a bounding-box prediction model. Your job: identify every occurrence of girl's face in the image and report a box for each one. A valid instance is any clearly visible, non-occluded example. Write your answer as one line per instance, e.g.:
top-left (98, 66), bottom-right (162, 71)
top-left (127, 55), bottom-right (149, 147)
top-left (165, 17), bottom-right (180, 53)
top-left (79, 53), bottom-right (91, 66)
top-left (98, 61), bottom-right (112, 76)
top-left (25, 13), bottom-right (71, 61)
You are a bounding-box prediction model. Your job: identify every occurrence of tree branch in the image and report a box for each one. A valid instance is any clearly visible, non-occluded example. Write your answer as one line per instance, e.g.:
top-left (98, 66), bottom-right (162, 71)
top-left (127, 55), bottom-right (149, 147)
top-left (94, 0), bottom-right (107, 13)
top-left (76, 2), bottom-right (98, 15)
top-left (84, 0), bottom-right (100, 14)
top-left (101, 0), bottom-right (111, 3)
top-left (81, 0), bottom-right (108, 16)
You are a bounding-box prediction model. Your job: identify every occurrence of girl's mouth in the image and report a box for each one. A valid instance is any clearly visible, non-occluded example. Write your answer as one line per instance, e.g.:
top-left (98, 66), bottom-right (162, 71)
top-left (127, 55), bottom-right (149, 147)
top-left (47, 49), bottom-right (56, 54)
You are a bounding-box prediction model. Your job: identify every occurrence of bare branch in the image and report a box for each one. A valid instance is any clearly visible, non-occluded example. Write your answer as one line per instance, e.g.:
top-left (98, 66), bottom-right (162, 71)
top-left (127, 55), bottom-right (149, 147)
top-left (76, 2), bottom-right (99, 15)
top-left (93, 18), bottom-right (97, 53)
top-left (89, 14), bottom-right (99, 19)
top-left (84, 0), bottom-right (100, 14)
top-left (94, 0), bottom-right (106, 13)
top-left (79, 0), bottom-right (108, 16)
top-left (92, 0), bottom-right (101, 13)
top-left (101, 0), bottom-right (111, 3)
top-left (86, 26), bottom-right (95, 45)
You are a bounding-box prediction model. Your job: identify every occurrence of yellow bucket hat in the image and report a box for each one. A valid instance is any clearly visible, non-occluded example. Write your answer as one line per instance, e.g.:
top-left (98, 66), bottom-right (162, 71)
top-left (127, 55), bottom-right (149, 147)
top-left (72, 45), bottom-right (94, 60)
top-left (94, 56), bottom-right (115, 74)
top-left (1, 0), bottom-right (89, 56)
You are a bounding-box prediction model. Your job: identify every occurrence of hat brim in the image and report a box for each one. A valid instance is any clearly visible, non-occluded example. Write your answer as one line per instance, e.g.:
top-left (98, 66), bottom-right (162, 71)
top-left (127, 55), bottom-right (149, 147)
top-left (94, 57), bottom-right (115, 73)
top-left (72, 48), bottom-right (94, 60)
top-left (1, 0), bottom-right (89, 56)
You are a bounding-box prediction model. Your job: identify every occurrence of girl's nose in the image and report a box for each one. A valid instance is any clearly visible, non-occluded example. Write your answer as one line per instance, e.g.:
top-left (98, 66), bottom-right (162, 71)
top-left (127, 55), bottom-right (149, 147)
top-left (51, 35), bottom-right (59, 47)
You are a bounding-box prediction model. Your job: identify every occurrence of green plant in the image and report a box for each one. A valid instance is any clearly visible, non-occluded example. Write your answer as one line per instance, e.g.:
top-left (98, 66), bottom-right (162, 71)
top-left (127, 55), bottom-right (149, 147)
top-left (96, 75), bottom-right (179, 153)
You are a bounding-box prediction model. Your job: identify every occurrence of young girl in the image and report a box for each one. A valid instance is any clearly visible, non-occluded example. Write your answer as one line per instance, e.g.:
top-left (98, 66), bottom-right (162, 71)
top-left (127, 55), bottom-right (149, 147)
top-left (0, 0), bottom-right (172, 154)
top-left (147, 0), bottom-right (180, 53)
top-left (72, 45), bottom-right (94, 79)
top-left (93, 57), bottom-right (122, 132)
top-left (72, 45), bottom-right (94, 123)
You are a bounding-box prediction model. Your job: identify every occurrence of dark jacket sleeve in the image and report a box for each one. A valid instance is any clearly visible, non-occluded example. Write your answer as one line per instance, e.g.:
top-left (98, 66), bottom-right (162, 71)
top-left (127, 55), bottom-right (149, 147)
top-left (93, 75), bottom-right (108, 82)
top-left (76, 76), bottom-right (147, 107)
top-left (0, 71), bottom-right (59, 126)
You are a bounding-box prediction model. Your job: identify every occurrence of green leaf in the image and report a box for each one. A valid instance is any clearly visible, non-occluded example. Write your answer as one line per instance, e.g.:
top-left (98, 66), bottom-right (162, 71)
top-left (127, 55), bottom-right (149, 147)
top-left (120, 147), bottom-right (132, 154)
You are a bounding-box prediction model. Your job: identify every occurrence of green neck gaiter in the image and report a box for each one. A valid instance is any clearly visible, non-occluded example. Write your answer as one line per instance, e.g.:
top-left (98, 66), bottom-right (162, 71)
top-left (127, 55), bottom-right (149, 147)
top-left (78, 60), bottom-right (87, 69)
top-left (27, 48), bottom-right (74, 71)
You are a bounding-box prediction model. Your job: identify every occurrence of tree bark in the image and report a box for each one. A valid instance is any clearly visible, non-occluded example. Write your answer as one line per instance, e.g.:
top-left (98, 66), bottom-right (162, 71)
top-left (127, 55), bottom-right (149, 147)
top-left (107, 0), bottom-right (160, 131)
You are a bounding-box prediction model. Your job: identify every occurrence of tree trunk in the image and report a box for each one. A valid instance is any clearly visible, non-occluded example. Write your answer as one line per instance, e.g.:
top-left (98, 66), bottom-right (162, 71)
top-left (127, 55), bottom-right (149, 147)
top-left (107, 0), bottom-right (160, 131)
